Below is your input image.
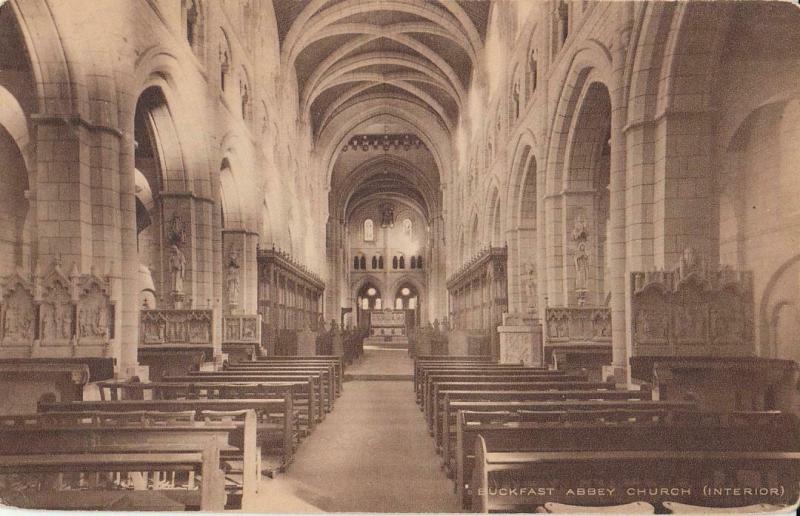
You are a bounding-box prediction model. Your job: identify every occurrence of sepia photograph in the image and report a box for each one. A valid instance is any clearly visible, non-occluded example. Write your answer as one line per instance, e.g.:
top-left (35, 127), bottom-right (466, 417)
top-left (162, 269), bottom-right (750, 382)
top-left (0, 0), bottom-right (799, 513)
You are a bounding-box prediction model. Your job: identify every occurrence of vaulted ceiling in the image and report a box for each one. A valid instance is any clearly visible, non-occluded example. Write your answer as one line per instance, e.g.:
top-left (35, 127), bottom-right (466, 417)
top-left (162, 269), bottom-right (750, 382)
top-left (273, 0), bottom-right (490, 139)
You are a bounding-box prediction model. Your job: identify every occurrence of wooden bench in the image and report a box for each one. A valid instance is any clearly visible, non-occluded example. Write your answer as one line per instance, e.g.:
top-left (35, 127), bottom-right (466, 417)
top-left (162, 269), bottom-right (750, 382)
top-left (417, 366), bottom-right (568, 404)
top-left (463, 411), bottom-right (800, 511)
top-left (98, 379), bottom-right (316, 434)
top-left (39, 397), bottom-right (295, 470)
top-left (452, 403), bottom-right (695, 505)
top-left (413, 358), bottom-right (496, 391)
top-left (0, 409), bottom-right (259, 509)
top-left (173, 371), bottom-right (331, 415)
top-left (414, 365), bottom-right (550, 400)
top-left (219, 364), bottom-right (339, 402)
top-left (247, 356), bottom-right (345, 393)
top-left (0, 412), bottom-right (228, 511)
top-left (438, 387), bottom-right (654, 458)
top-left (423, 375), bottom-right (616, 435)
top-left (420, 369), bottom-right (579, 413)
top-left (472, 444), bottom-right (800, 513)
top-left (0, 452), bottom-right (225, 511)
top-left (230, 358), bottom-right (344, 396)
top-left (441, 396), bottom-right (680, 470)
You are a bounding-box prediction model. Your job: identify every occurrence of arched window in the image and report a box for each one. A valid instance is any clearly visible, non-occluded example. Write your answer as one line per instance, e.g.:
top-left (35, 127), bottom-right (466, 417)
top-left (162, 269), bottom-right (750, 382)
top-left (219, 29), bottom-right (231, 91)
top-left (410, 256), bottom-right (417, 269)
top-left (378, 256), bottom-right (384, 269)
top-left (395, 298), bottom-right (403, 310)
top-left (371, 256), bottom-right (378, 269)
top-left (359, 256), bottom-right (366, 269)
top-left (417, 255), bottom-right (423, 269)
top-left (399, 256), bottom-right (405, 269)
top-left (364, 219), bottom-right (374, 241)
top-left (353, 256), bottom-right (359, 269)
top-left (361, 298), bottom-right (369, 310)
top-left (375, 298), bottom-right (382, 310)
top-left (392, 256), bottom-right (398, 269)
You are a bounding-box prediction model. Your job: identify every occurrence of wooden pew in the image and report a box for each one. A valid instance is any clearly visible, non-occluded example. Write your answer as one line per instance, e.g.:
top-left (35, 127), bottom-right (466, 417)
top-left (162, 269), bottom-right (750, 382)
top-left (440, 391), bottom-right (658, 467)
top-left (414, 364), bottom-right (550, 400)
top-left (0, 452), bottom-right (225, 511)
top-left (248, 356), bottom-right (345, 393)
top-left (227, 361), bottom-right (342, 397)
top-left (0, 412), bottom-right (228, 511)
top-left (425, 375), bottom-right (592, 427)
top-left (413, 358), bottom-right (495, 392)
top-left (173, 371), bottom-right (331, 415)
top-left (452, 403), bottom-right (694, 505)
top-left (0, 409), bottom-right (259, 509)
top-left (98, 379), bottom-right (317, 434)
top-left (464, 411), bottom-right (800, 512)
top-left (418, 367), bottom-right (563, 406)
top-left (219, 364), bottom-right (338, 402)
top-left (39, 397), bottom-right (295, 471)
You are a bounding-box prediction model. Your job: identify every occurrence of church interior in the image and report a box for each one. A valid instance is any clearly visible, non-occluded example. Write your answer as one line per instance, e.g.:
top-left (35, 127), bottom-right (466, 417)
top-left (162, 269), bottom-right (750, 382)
top-left (1, 0), bottom-right (800, 513)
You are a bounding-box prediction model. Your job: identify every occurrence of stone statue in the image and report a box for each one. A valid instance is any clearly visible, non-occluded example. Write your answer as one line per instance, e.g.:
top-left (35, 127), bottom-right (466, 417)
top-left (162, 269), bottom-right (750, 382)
top-left (678, 246), bottom-right (700, 280)
top-left (524, 261), bottom-right (537, 312)
top-left (575, 241), bottom-right (589, 291)
top-left (381, 204), bottom-right (395, 228)
top-left (169, 245), bottom-right (186, 294)
top-left (226, 249), bottom-right (241, 303)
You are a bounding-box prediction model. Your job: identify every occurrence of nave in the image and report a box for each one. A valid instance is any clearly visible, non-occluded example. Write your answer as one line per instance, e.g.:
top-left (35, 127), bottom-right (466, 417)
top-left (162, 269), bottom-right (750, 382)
top-left (1, 0), bottom-right (800, 513)
top-left (258, 376), bottom-right (460, 512)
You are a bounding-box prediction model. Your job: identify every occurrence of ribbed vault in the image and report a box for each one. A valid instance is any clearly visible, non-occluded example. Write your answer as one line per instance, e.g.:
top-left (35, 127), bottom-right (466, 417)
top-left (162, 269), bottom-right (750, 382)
top-left (273, 0), bottom-right (490, 138)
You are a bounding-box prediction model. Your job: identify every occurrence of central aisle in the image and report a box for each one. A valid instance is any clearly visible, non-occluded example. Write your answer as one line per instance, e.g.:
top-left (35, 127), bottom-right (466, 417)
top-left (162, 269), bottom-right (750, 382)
top-left (256, 379), bottom-right (460, 513)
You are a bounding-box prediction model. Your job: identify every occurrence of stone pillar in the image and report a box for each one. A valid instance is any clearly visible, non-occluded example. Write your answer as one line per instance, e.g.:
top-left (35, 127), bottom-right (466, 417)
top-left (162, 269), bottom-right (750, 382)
top-left (498, 312), bottom-right (543, 366)
top-left (609, 9), bottom-right (632, 384)
top-left (118, 129), bottom-right (143, 378)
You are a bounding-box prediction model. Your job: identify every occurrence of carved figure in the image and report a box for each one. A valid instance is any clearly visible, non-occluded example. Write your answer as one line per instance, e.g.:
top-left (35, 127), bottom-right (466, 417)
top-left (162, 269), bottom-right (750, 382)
top-left (575, 241), bottom-right (589, 292)
top-left (524, 262), bottom-right (537, 311)
top-left (380, 204), bottom-right (395, 228)
top-left (226, 249), bottom-right (241, 303)
top-left (169, 245), bottom-right (186, 294)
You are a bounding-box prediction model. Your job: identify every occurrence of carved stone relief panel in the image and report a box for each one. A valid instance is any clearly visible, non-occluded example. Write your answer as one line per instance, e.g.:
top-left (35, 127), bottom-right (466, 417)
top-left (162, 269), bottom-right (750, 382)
top-left (39, 280), bottom-right (74, 346)
top-left (140, 309), bottom-right (213, 346)
top-left (0, 276), bottom-right (35, 347)
top-left (76, 281), bottom-right (113, 346)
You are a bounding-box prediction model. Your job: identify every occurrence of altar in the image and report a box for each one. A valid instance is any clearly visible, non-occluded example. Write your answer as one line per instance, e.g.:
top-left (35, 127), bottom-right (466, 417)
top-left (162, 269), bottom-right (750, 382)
top-left (365, 309), bottom-right (408, 349)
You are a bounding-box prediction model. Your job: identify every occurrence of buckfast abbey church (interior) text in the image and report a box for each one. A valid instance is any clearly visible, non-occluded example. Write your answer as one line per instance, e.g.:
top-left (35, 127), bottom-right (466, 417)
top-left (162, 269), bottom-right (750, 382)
top-left (0, 0), bottom-right (799, 513)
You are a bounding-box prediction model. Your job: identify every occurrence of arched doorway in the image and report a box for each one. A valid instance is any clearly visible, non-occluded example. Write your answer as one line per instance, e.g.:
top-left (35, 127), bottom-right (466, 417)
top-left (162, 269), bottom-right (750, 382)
top-left (356, 282), bottom-right (382, 328)
top-left (394, 282), bottom-right (420, 328)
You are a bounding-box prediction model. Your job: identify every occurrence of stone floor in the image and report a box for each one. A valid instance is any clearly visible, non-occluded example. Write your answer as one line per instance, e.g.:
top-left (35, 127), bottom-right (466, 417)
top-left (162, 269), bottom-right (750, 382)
top-left (345, 346), bottom-right (414, 379)
top-left (251, 376), bottom-right (459, 513)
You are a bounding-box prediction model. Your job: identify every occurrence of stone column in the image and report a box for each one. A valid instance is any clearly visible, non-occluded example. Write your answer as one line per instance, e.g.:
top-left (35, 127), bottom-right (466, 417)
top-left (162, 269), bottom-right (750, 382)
top-left (609, 9), bottom-right (632, 384)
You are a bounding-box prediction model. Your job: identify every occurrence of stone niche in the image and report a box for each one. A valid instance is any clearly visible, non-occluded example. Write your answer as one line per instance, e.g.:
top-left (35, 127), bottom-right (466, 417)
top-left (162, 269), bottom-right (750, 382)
top-left (629, 252), bottom-right (796, 410)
